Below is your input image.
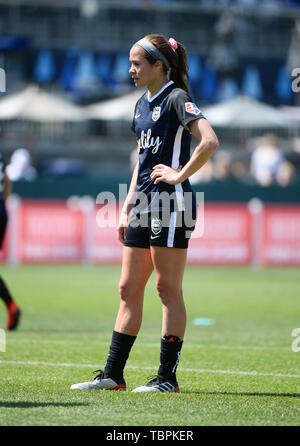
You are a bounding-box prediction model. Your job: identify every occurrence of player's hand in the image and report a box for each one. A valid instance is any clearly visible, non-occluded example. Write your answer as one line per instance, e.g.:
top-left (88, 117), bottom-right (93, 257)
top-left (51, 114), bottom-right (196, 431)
top-left (117, 213), bottom-right (129, 244)
top-left (150, 164), bottom-right (182, 185)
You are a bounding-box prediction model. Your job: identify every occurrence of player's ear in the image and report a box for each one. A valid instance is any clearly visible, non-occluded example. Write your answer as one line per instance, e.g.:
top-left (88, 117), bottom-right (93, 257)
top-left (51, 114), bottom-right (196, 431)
top-left (154, 60), bottom-right (164, 71)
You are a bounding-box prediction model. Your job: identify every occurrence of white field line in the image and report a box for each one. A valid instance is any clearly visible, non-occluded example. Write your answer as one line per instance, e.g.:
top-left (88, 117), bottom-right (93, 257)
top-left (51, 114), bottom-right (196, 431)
top-left (5, 339), bottom-right (289, 351)
top-left (0, 359), bottom-right (299, 379)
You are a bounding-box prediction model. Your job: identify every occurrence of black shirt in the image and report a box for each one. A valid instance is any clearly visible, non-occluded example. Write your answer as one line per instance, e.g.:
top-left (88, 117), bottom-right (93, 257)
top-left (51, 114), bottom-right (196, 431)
top-left (131, 81), bottom-right (205, 213)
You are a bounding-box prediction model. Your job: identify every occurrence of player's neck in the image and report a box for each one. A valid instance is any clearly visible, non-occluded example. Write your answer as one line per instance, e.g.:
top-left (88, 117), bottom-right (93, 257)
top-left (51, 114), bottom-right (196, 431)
top-left (147, 77), bottom-right (169, 99)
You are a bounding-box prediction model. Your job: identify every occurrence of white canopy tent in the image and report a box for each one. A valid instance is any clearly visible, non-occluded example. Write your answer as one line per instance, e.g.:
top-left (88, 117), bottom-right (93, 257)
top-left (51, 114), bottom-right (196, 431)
top-left (84, 89), bottom-right (145, 121)
top-left (1, 87), bottom-right (297, 130)
top-left (0, 86), bottom-right (85, 122)
top-left (279, 106), bottom-right (300, 124)
top-left (0, 86), bottom-right (143, 122)
top-left (0, 87), bottom-right (35, 120)
top-left (201, 96), bottom-right (298, 129)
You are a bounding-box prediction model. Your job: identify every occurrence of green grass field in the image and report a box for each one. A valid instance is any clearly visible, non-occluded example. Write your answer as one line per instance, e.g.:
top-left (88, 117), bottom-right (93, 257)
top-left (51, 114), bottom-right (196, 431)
top-left (0, 264), bottom-right (299, 426)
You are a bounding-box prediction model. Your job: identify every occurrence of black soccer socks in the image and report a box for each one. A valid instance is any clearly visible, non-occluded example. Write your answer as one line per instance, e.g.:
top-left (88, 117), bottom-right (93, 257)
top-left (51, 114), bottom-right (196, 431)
top-left (104, 330), bottom-right (137, 382)
top-left (157, 334), bottom-right (183, 383)
top-left (0, 277), bottom-right (14, 306)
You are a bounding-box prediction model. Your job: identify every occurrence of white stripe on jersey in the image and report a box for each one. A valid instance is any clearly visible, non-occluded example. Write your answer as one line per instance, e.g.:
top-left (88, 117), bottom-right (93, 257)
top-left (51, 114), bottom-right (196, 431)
top-left (147, 80), bottom-right (174, 103)
top-left (172, 125), bottom-right (185, 212)
top-left (167, 211), bottom-right (177, 247)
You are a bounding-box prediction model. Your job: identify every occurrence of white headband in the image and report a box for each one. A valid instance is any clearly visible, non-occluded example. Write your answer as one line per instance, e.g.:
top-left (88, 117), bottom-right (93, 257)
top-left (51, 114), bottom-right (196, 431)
top-left (136, 38), bottom-right (170, 71)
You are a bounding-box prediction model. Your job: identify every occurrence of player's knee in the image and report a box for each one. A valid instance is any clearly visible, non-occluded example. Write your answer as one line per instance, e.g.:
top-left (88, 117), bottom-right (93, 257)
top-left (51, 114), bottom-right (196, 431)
top-left (118, 281), bottom-right (131, 301)
top-left (156, 278), bottom-right (179, 304)
top-left (118, 280), bottom-right (142, 304)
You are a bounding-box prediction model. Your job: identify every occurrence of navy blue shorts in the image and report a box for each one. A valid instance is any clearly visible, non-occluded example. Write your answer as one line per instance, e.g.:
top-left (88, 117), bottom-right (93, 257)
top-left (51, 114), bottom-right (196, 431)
top-left (124, 210), bottom-right (196, 249)
top-left (0, 200), bottom-right (8, 249)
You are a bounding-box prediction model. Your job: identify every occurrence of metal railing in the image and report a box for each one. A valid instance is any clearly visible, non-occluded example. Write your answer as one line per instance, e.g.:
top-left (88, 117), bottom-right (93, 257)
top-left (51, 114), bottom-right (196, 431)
top-left (0, 1), bottom-right (297, 56)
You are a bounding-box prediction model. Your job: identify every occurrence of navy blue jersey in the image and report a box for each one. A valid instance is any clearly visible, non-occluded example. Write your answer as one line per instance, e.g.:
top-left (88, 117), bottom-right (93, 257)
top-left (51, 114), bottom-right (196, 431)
top-left (131, 81), bottom-right (205, 213)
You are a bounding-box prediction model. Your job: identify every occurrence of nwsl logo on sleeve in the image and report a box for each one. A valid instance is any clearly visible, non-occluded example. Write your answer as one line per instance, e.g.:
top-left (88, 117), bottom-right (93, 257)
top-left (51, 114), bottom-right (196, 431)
top-left (185, 102), bottom-right (200, 116)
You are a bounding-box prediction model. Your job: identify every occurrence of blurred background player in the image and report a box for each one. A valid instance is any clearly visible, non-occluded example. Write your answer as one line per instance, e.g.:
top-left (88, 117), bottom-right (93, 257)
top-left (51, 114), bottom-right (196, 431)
top-left (0, 151), bottom-right (21, 330)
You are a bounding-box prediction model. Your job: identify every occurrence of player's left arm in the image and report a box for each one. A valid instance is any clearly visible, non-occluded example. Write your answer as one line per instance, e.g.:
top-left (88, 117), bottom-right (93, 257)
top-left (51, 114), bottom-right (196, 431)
top-left (3, 171), bottom-right (12, 202)
top-left (151, 118), bottom-right (219, 185)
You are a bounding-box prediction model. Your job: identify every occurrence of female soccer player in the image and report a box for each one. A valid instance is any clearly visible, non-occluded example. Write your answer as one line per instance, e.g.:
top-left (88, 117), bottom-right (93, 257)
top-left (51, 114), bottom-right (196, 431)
top-left (0, 151), bottom-right (21, 330)
top-left (71, 34), bottom-right (218, 392)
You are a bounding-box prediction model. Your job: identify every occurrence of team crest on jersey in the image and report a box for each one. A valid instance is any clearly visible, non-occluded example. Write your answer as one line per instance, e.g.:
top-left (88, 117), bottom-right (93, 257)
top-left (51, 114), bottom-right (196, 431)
top-left (152, 106), bottom-right (161, 121)
top-left (151, 217), bottom-right (162, 235)
top-left (185, 102), bottom-right (200, 116)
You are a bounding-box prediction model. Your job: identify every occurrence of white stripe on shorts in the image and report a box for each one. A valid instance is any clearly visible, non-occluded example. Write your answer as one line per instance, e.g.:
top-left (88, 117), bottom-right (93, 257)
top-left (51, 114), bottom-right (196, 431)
top-left (167, 212), bottom-right (177, 247)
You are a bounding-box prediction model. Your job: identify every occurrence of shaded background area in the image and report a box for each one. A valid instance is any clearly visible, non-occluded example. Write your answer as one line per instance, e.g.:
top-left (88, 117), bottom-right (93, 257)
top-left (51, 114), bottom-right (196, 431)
top-left (0, 0), bottom-right (300, 202)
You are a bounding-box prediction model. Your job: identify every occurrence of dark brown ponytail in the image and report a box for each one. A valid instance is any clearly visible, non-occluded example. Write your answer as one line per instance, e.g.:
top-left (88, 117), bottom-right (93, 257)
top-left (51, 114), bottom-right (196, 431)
top-left (142, 34), bottom-right (189, 93)
top-left (171, 40), bottom-right (189, 93)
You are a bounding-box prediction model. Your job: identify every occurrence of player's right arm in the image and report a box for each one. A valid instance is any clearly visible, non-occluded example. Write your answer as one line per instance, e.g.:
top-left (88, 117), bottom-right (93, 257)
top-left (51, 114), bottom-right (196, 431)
top-left (3, 171), bottom-right (12, 202)
top-left (117, 158), bottom-right (139, 243)
top-left (0, 153), bottom-right (11, 202)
